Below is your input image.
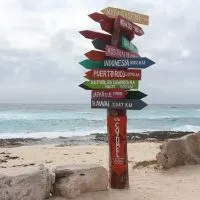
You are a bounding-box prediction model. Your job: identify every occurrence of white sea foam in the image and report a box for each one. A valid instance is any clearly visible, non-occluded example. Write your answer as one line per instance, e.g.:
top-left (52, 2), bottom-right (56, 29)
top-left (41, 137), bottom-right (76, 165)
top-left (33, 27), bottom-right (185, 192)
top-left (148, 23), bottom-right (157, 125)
top-left (171, 125), bottom-right (200, 132)
top-left (0, 129), bottom-right (107, 139)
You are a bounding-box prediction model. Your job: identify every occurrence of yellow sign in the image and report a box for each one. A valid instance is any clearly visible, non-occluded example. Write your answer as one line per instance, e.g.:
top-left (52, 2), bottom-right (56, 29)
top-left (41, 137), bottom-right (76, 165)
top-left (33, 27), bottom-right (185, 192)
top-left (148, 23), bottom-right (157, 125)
top-left (101, 7), bottom-right (149, 26)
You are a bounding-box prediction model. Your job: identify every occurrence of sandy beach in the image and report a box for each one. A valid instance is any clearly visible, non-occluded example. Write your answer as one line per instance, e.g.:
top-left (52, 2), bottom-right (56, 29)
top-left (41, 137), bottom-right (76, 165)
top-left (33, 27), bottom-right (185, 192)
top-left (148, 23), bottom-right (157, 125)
top-left (1, 142), bottom-right (200, 200)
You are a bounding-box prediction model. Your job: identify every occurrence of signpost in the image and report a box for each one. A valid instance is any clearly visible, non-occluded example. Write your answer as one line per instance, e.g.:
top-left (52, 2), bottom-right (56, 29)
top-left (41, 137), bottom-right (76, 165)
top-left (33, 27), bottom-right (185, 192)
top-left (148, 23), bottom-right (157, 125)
top-left (116, 15), bottom-right (144, 36)
top-left (92, 38), bottom-right (110, 51)
top-left (85, 69), bottom-right (141, 80)
top-left (85, 50), bottom-right (105, 62)
top-left (104, 57), bottom-right (155, 69)
top-left (79, 30), bottom-right (111, 42)
top-left (100, 19), bottom-right (113, 34)
top-left (101, 7), bottom-right (149, 25)
top-left (91, 99), bottom-right (147, 110)
top-left (79, 7), bottom-right (154, 190)
top-left (79, 59), bottom-right (104, 69)
top-left (79, 80), bottom-right (139, 90)
top-left (105, 45), bottom-right (140, 58)
top-left (89, 12), bottom-right (114, 23)
top-left (91, 90), bottom-right (147, 100)
top-left (79, 57), bottom-right (155, 69)
top-left (92, 89), bottom-right (128, 99)
top-left (121, 36), bottom-right (138, 53)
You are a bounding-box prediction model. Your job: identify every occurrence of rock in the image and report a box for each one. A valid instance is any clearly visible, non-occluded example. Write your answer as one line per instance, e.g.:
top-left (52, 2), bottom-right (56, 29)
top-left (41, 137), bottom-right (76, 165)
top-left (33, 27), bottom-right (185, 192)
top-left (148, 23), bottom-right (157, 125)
top-left (156, 132), bottom-right (200, 169)
top-left (52, 164), bottom-right (108, 199)
top-left (0, 165), bottom-right (53, 200)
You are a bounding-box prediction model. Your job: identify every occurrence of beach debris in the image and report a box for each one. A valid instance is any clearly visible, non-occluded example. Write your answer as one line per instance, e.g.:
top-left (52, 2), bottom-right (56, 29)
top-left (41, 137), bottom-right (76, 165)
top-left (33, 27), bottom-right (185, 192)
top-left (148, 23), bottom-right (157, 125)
top-left (0, 153), bottom-right (20, 165)
top-left (45, 160), bottom-right (53, 164)
top-left (85, 151), bottom-right (93, 154)
top-left (0, 159), bottom-right (7, 164)
top-left (3, 155), bottom-right (19, 160)
top-left (52, 164), bottom-right (108, 199)
top-left (132, 160), bottom-right (157, 169)
top-left (156, 132), bottom-right (200, 169)
top-left (0, 165), bottom-right (53, 200)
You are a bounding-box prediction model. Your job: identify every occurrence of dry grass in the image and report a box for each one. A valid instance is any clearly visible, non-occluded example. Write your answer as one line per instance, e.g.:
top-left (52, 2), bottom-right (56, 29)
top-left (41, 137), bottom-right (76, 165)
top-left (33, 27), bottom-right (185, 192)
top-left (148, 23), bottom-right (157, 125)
top-left (132, 159), bottom-right (157, 169)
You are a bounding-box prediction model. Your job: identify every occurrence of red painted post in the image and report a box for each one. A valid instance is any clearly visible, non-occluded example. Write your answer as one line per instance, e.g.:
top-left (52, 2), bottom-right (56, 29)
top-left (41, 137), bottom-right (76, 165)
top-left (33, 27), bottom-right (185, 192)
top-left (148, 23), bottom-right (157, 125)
top-left (107, 16), bottom-right (129, 189)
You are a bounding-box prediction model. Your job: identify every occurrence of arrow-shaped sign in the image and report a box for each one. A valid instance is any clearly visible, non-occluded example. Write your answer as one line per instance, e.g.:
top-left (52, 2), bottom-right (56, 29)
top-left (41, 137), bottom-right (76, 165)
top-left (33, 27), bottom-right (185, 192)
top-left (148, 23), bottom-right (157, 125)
top-left (79, 80), bottom-right (139, 90)
top-left (79, 59), bottom-right (104, 69)
top-left (121, 36), bottom-right (138, 53)
top-left (101, 7), bottom-right (149, 25)
top-left (126, 90), bottom-right (147, 99)
top-left (88, 12), bottom-right (114, 23)
top-left (85, 69), bottom-right (141, 80)
top-left (116, 15), bottom-right (144, 36)
top-left (100, 19), bottom-right (113, 34)
top-left (91, 89), bottom-right (128, 99)
top-left (92, 38), bottom-right (138, 53)
top-left (92, 38), bottom-right (110, 51)
top-left (105, 45), bottom-right (140, 58)
top-left (91, 99), bottom-right (147, 110)
top-left (85, 50), bottom-right (105, 62)
top-left (104, 57), bottom-right (155, 69)
top-left (79, 30), bottom-right (111, 42)
top-left (91, 90), bottom-right (147, 100)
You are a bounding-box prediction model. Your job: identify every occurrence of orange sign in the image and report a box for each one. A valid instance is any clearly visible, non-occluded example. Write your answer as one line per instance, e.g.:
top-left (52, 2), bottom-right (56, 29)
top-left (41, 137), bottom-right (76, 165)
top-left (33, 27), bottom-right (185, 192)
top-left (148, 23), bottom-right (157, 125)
top-left (85, 50), bottom-right (105, 62)
top-left (101, 7), bottom-right (149, 25)
top-left (108, 115), bottom-right (127, 176)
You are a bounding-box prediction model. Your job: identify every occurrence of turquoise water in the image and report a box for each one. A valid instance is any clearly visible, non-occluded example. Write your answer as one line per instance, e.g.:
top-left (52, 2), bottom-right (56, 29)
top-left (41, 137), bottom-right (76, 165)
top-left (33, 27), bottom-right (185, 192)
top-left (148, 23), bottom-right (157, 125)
top-left (0, 104), bottom-right (200, 138)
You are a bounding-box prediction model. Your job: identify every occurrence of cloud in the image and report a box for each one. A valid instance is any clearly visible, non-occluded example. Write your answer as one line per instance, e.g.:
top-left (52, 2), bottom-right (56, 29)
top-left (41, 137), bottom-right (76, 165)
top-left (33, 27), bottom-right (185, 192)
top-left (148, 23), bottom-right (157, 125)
top-left (0, 0), bottom-right (200, 103)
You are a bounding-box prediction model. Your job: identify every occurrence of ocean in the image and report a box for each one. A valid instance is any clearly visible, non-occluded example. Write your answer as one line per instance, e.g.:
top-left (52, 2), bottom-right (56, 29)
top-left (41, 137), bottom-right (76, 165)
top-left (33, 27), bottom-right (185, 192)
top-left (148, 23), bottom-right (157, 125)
top-left (0, 104), bottom-right (200, 139)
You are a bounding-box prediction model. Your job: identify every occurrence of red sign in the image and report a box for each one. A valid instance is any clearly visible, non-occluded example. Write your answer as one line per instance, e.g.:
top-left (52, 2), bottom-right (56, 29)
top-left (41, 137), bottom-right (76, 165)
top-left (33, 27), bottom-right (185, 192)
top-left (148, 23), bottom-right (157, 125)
top-left (79, 30), bottom-right (111, 42)
top-left (85, 69), bottom-right (141, 80)
top-left (108, 115), bottom-right (127, 176)
top-left (91, 89), bottom-right (128, 99)
top-left (105, 45), bottom-right (140, 58)
top-left (85, 50), bottom-right (105, 62)
top-left (100, 19), bottom-right (113, 34)
top-left (116, 16), bottom-right (144, 36)
top-left (89, 12), bottom-right (114, 23)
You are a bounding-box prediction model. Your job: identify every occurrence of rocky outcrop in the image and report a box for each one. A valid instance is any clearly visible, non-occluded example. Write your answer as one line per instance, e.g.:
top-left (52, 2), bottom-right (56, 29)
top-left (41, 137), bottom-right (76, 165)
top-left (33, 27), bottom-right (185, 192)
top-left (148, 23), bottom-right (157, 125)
top-left (156, 132), bottom-right (200, 169)
top-left (52, 164), bottom-right (108, 199)
top-left (0, 165), bottom-right (52, 200)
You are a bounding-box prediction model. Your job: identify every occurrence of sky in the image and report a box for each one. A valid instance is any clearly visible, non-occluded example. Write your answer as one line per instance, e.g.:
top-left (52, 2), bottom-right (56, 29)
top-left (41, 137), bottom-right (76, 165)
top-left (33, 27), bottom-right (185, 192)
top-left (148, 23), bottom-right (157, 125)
top-left (0, 0), bottom-right (199, 104)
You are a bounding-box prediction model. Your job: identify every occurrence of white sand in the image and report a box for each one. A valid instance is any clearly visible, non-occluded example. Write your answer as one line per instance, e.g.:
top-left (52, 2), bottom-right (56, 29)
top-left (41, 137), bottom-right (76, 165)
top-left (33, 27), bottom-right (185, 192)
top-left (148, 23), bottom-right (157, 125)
top-left (1, 142), bottom-right (200, 200)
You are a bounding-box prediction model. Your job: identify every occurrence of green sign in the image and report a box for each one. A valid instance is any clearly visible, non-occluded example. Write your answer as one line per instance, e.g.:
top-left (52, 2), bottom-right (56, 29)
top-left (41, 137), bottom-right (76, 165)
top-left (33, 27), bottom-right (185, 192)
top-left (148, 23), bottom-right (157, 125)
top-left (79, 59), bottom-right (104, 69)
top-left (121, 36), bottom-right (138, 53)
top-left (79, 80), bottom-right (139, 90)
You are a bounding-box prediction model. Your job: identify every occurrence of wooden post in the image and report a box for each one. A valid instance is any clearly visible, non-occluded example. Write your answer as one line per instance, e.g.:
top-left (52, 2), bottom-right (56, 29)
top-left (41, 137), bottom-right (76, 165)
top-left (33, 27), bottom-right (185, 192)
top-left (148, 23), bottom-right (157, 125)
top-left (107, 16), bottom-right (129, 189)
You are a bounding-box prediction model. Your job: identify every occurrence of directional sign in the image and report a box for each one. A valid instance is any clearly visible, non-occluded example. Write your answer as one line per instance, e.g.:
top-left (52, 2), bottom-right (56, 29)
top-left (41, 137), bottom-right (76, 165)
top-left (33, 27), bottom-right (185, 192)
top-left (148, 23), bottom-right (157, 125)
top-left (126, 91), bottom-right (147, 99)
top-left (105, 45), bottom-right (140, 58)
top-left (100, 19), bottom-right (113, 34)
top-left (104, 57), bottom-right (155, 69)
top-left (116, 15), bottom-right (144, 36)
top-left (85, 50), bottom-right (105, 62)
top-left (92, 90), bottom-right (147, 100)
top-left (121, 36), bottom-right (138, 53)
top-left (101, 7), bottom-right (149, 25)
top-left (91, 89), bottom-right (128, 99)
top-left (79, 30), bottom-right (111, 42)
top-left (89, 12), bottom-right (114, 23)
top-left (79, 80), bottom-right (139, 90)
top-left (79, 59), bottom-right (104, 69)
top-left (85, 69), bottom-right (141, 80)
top-left (91, 99), bottom-right (147, 110)
top-left (92, 38), bottom-right (110, 51)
